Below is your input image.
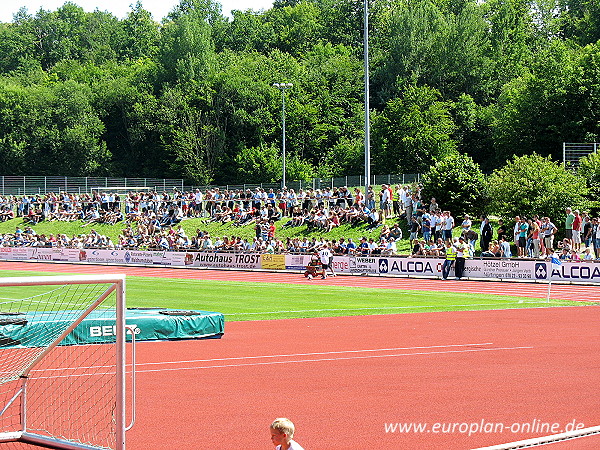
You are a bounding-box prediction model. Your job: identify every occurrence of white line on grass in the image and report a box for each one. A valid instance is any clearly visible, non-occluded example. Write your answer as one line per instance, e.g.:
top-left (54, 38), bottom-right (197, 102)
top-left (224, 301), bottom-right (549, 316)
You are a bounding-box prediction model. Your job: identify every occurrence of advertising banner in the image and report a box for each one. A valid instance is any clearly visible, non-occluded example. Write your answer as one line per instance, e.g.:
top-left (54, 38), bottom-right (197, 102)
top-left (285, 254), bottom-right (311, 271)
top-left (0, 246), bottom-right (598, 283)
top-left (261, 254), bottom-right (286, 270)
top-left (534, 260), bottom-right (600, 283)
top-left (190, 252), bottom-right (262, 269)
top-left (377, 257), bottom-right (442, 277)
top-left (465, 259), bottom-right (535, 280)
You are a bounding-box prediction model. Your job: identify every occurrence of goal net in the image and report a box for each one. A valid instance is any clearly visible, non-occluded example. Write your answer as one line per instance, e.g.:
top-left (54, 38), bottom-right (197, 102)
top-left (0, 275), bottom-right (128, 450)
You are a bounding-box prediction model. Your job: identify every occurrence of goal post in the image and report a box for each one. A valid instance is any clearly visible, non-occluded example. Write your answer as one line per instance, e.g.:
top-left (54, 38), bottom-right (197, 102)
top-left (0, 275), bottom-right (128, 450)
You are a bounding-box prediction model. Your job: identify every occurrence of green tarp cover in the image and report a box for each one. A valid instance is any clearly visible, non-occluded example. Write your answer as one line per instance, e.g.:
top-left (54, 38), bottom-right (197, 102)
top-left (0, 308), bottom-right (224, 348)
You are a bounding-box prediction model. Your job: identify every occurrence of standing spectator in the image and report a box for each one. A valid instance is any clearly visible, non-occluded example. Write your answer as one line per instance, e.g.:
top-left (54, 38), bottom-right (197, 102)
top-left (572, 210), bottom-right (582, 252)
top-left (441, 240), bottom-right (455, 280)
top-left (565, 207), bottom-right (575, 247)
top-left (421, 212), bottom-right (432, 243)
top-left (402, 187), bottom-right (413, 220)
top-left (541, 216), bottom-right (557, 252)
top-left (529, 218), bottom-right (541, 258)
top-left (408, 216), bottom-right (421, 248)
top-left (366, 185), bottom-right (375, 211)
top-left (461, 214), bottom-right (472, 236)
top-left (381, 184), bottom-right (392, 220)
top-left (592, 216), bottom-right (600, 259)
top-left (496, 219), bottom-right (508, 242)
top-left (454, 236), bottom-right (468, 280)
top-left (392, 185), bottom-right (401, 218)
top-left (499, 235), bottom-right (512, 258)
top-left (582, 213), bottom-right (592, 249)
top-left (443, 211), bottom-right (454, 244)
top-left (479, 216), bottom-right (493, 255)
top-left (513, 216), bottom-right (521, 256)
top-left (429, 197), bottom-right (439, 213)
top-left (517, 217), bottom-right (529, 257)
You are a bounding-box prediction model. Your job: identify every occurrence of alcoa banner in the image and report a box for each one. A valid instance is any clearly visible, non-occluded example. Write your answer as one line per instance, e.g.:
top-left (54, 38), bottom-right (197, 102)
top-left (1, 247), bottom-right (598, 283)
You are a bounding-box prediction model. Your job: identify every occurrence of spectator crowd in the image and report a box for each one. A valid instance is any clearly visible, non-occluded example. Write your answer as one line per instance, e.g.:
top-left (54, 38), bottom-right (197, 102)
top-left (0, 187), bottom-right (599, 261)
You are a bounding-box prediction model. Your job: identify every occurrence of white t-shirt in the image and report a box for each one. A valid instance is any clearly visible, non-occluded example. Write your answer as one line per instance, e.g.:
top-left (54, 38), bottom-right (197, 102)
top-left (319, 248), bottom-right (332, 265)
top-left (276, 440), bottom-right (305, 450)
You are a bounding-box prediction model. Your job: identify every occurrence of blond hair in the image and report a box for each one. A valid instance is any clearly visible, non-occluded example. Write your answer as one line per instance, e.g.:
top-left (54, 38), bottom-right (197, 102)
top-left (270, 417), bottom-right (295, 438)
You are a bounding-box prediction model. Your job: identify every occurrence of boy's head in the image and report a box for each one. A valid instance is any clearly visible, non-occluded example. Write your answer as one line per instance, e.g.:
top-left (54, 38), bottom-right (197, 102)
top-left (270, 418), bottom-right (295, 446)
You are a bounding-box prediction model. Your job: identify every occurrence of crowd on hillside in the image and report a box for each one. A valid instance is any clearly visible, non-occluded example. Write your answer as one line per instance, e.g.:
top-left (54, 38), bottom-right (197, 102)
top-left (0, 188), bottom-right (599, 260)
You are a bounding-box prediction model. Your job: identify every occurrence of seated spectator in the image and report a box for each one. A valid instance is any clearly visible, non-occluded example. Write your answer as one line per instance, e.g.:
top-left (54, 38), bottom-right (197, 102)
top-left (427, 238), bottom-right (445, 257)
top-left (381, 237), bottom-right (398, 256)
top-left (0, 206), bottom-right (14, 222)
top-left (326, 212), bottom-right (340, 232)
top-left (366, 209), bottom-right (381, 230)
top-left (380, 225), bottom-right (391, 240)
top-left (389, 223), bottom-right (403, 241)
top-left (346, 238), bottom-right (357, 254)
top-left (411, 240), bottom-right (426, 256)
top-left (481, 240), bottom-right (500, 257)
top-left (81, 207), bottom-right (100, 227)
top-left (358, 237), bottom-right (370, 256)
top-left (582, 247), bottom-right (595, 261)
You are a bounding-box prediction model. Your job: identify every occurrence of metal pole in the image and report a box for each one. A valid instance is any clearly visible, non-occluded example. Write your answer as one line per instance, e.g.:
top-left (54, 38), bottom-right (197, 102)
top-left (363, 0), bottom-right (371, 197)
top-left (282, 88), bottom-right (286, 189)
top-left (273, 83), bottom-right (293, 190)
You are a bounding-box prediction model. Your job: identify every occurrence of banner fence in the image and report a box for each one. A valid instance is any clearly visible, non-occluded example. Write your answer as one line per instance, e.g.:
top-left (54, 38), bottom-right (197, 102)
top-left (2, 248), bottom-right (599, 284)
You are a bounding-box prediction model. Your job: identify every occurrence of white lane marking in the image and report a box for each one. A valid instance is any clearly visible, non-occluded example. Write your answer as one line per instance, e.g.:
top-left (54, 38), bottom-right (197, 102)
top-left (28, 345), bottom-right (534, 378)
top-left (32, 343), bottom-right (496, 373)
top-left (133, 346), bottom-right (534, 373)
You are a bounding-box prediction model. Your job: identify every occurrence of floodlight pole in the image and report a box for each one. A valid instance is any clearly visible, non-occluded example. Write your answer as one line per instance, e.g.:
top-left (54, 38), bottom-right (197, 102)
top-left (273, 83), bottom-right (293, 190)
top-left (363, 0), bottom-right (371, 198)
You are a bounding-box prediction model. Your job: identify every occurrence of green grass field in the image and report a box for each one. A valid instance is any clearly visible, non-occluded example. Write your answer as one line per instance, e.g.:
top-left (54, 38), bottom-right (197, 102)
top-left (0, 269), bottom-right (587, 321)
top-left (0, 214), bottom-right (417, 252)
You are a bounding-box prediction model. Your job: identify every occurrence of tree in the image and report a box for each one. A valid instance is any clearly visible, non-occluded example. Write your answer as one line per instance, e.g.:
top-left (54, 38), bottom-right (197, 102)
top-left (159, 0), bottom-right (217, 83)
top-left (121, 2), bottom-right (160, 60)
top-left (371, 84), bottom-right (457, 174)
top-left (235, 144), bottom-right (282, 183)
top-left (487, 153), bottom-right (589, 221)
top-left (421, 153), bottom-right (487, 216)
top-left (557, 0), bottom-right (600, 46)
top-left (262, 2), bottom-right (324, 57)
top-left (0, 76), bottom-right (110, 176)
top-left (451, 93), bottom-right (495, 172)
top-left (372, 0), bottom-right (493, 105)
top-left (493, 41), bottom-right (600, 164)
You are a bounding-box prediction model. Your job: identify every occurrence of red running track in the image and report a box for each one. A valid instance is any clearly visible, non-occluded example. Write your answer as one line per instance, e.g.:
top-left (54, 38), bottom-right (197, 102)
top-left (126, 308), bottom-right (600, 449)
top-left (1, 260), bottom-right (599, 303)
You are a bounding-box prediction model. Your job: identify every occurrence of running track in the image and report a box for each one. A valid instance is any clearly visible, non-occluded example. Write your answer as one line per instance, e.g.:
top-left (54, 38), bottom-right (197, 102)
top-left (0, 261), bottom-right (599, 303)
top-left (1, 261), bottom-right (599, 449)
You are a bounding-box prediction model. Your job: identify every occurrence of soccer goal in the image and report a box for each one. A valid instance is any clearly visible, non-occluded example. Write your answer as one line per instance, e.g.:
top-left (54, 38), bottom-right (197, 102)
top-left (0, 274), bottom-right (128, 450)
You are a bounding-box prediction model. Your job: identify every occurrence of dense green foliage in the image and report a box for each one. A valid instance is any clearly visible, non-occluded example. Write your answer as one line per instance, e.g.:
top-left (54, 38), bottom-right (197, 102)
top-left (487, 154), bottom-right (590, 220)
top-left (421, 153), bottom-right (487, 216)
top-left (0, 0), bottom-right (599, 185)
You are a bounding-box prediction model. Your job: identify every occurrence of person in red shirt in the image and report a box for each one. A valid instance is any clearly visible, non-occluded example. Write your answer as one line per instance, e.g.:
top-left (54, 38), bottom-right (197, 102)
top-left (572, 210), bottom-right (582, 252)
